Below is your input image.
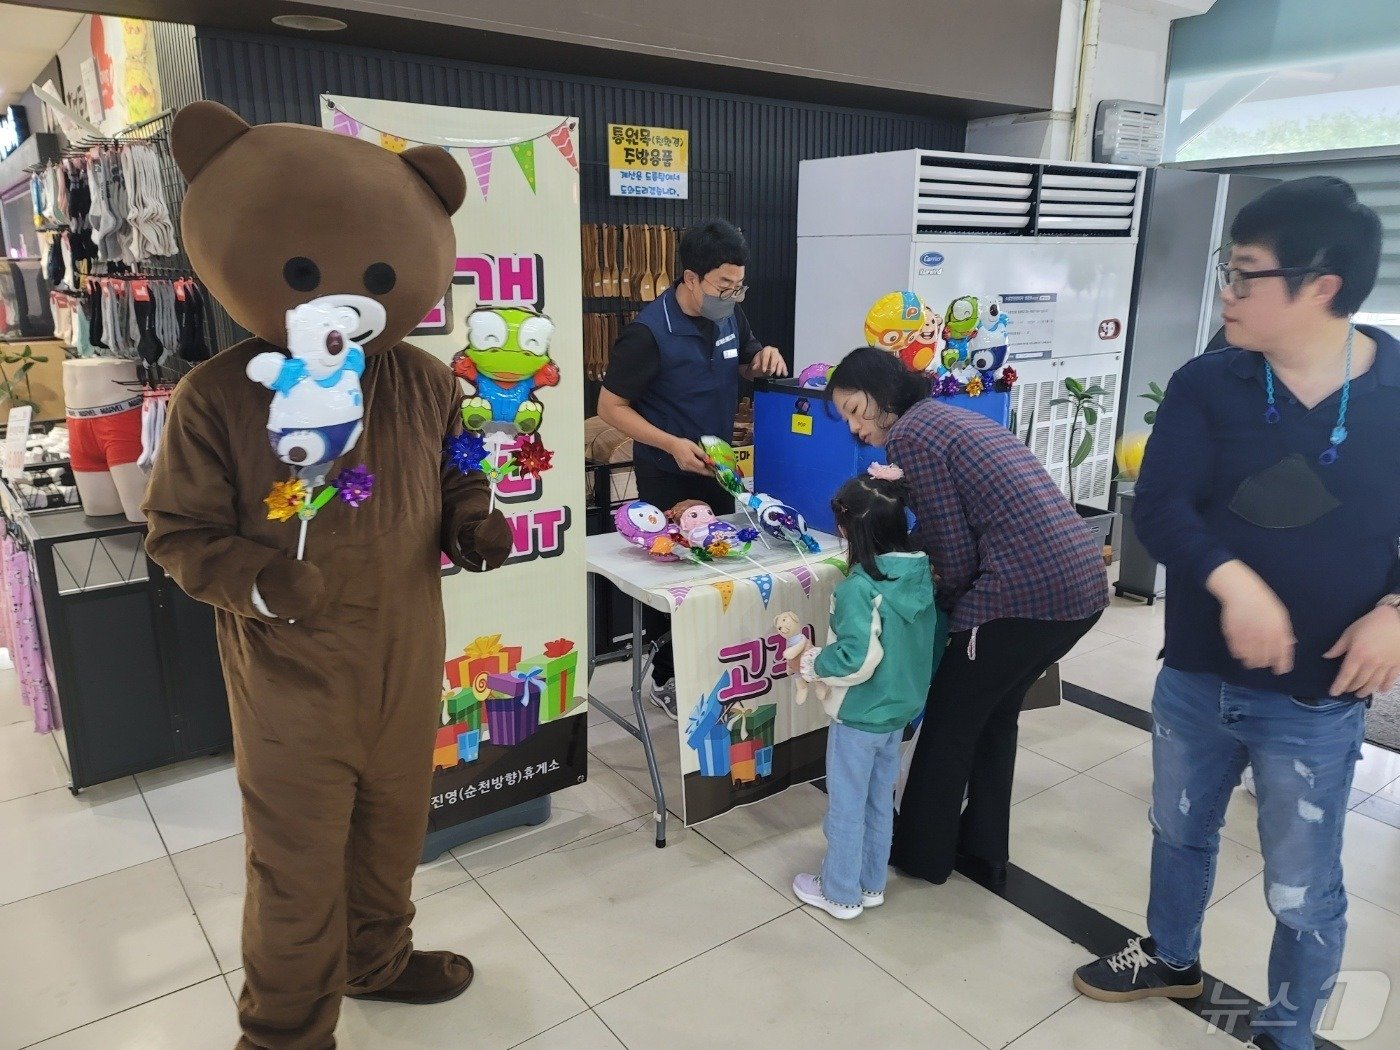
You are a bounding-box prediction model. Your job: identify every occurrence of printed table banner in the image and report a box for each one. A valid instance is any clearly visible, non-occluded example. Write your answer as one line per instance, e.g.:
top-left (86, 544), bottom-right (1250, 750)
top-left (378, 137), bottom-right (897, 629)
top-left (322, 96), bottom-right (588, 834)
top-left (671, 561), bottom-right (844, 824)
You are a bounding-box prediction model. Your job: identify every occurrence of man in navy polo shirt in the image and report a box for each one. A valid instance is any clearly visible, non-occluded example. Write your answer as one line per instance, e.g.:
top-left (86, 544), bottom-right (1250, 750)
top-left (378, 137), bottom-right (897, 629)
top-left (1074, 178), bottom-right (1400, 1050)
top-left (599, 219), bottom-right (787, 717)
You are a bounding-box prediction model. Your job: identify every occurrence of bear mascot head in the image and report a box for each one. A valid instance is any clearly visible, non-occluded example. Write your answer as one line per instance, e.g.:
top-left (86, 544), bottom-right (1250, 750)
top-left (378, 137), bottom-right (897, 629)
top-left (172, 100), bottom-right (465, 354)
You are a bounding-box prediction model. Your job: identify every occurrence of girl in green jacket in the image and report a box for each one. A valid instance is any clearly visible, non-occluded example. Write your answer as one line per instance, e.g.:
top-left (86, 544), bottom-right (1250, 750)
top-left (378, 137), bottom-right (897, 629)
top-left (793, 464), bottom-right (943, 919)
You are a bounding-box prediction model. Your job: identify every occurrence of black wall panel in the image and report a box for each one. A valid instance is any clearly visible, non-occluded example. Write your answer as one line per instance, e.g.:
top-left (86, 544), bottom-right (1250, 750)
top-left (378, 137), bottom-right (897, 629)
top-left (193, 29), bottom-right (964, 355)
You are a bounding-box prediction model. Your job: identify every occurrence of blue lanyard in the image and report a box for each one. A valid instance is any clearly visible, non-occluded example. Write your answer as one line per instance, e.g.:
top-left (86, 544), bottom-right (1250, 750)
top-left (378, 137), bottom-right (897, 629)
top-left (1263, 323), bottom-right (1354, 466)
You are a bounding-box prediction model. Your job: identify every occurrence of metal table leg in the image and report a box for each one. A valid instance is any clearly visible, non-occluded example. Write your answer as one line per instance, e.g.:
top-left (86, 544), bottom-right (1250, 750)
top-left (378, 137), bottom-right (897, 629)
top-left (586, 575), bottom-right (668, 847)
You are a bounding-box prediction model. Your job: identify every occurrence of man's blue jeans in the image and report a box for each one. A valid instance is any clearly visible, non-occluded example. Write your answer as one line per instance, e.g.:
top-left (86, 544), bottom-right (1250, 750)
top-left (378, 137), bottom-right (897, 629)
top-left (1147, 667), bottom-right (1365, 1049)
top-left (821, 721), bottom-right (903, 907)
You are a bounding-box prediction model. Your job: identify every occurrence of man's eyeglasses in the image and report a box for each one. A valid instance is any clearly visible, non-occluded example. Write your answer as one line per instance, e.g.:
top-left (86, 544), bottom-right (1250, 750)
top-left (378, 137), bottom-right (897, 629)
top-left (700, 275), bottom-right (748, 301)
top-left (1215, 262), bottom-right (1324, 299)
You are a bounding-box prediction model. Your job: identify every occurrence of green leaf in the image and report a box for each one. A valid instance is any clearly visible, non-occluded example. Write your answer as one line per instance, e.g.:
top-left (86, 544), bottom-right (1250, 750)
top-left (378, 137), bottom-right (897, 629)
top-left (1149, 381), bottom-right (1164, 396)
top-left (14, 362), bottom-right (33, 379)
top-left (1071, 431), bottom-right (1094, 469)
top-left (1083, 385), bottom-right (1108, 397)
top-left (1084, 405), bottom-right (1099, 426)
top-left (1064, 376), bottom-right (1084, 395)
top-left (30, 354), bottom-right (47, 364)
top-left (1143, 409), bottom-right (1157, 425)
top-left (1048, 398), bottom-right (1070, 408)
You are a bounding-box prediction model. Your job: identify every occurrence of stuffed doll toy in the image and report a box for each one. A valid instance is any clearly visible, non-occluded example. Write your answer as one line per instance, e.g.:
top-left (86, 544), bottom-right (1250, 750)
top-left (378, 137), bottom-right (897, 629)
top-left (775, 611), bottom-right (828, 706)
top-left (142, 101), bottom-right (513, 1050)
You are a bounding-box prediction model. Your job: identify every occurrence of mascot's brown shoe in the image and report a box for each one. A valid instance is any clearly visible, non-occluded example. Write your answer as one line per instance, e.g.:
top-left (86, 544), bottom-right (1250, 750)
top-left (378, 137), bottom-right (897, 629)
top-left (348, 950), bottom-right (475, 1005)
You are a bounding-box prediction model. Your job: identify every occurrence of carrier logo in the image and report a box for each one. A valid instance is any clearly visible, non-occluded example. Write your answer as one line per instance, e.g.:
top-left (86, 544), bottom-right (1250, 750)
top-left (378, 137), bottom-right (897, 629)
top-left (919, 251), bottom-right (945, 267)
top-left (1098, 319), bottom-right (1122, 340)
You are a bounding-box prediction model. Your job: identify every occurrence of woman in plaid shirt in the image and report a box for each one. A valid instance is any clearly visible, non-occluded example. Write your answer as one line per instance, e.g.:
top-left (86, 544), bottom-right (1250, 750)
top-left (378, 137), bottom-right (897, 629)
top-left (827, 348), bottom-right (1108, 887)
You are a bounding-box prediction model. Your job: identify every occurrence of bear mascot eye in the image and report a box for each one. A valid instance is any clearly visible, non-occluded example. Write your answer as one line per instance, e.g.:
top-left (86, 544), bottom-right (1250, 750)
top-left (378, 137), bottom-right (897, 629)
top-left (283, 256), bottom-right (322, 292)
top-left (466, 311), bottom-right (508, 350)
top-left (363, 262), bottom-right (397, 295)
top-left (517, 315), bottom-right (555, 355)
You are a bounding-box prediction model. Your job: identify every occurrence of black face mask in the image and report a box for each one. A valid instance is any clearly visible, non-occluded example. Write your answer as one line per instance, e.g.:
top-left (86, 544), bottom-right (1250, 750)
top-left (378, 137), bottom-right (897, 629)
top-left (1228, 452), bottom-right (1341, 529)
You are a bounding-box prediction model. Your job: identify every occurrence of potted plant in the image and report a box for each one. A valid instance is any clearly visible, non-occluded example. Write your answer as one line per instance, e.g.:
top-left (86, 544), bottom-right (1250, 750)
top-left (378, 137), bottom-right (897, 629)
top-left (0, 344), bottom-right (47, 412)
top-left (1114, 382), bottom-right (1167, 603)
top-left (1051, 376), bottom-right (1119, 561)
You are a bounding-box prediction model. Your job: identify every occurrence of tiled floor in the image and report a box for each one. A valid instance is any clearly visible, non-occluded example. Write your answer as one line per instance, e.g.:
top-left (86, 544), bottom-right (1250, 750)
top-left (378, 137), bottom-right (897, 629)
top-left (2, 596), bottom-right (1400, 1049)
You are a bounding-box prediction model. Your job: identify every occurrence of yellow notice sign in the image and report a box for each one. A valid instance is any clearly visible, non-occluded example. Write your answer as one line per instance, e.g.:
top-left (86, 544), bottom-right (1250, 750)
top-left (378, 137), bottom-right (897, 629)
top-left (608, 124), bottom-right (689, 199)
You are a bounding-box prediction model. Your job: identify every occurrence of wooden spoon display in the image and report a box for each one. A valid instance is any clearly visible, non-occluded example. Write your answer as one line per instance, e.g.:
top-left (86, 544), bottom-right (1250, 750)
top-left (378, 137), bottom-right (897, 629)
top-left (638, 225), bottom-right (656, 302)
top-left (655, 226), bottom-right (673, 291)
top-left (619, 226), bottom-right (633, 300)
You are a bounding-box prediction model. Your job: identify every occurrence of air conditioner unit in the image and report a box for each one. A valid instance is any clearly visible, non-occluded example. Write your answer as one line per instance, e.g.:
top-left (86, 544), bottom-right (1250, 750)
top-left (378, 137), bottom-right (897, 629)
top-left (793, 149), bottom-right (1145, 510)
top-left (1094, 100), bottom-right (1166, 167)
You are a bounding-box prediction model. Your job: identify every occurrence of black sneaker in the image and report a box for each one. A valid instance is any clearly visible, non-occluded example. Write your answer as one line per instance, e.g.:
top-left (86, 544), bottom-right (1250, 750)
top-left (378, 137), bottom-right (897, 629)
top-left (1073, 937), bottom-right (1204, 1002)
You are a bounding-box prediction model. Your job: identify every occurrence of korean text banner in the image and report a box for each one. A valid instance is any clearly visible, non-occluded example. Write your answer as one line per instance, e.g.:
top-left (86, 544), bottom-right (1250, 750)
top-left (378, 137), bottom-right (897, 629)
top-left (671, 562), bottom-right (843, 824)
top-left (321, 95), bottom-right (588, 834)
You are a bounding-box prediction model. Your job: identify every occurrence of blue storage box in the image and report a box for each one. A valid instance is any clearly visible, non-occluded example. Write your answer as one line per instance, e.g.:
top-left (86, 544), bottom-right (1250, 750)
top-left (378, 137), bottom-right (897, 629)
top-left (754, 381), bottom-right (1010, 535)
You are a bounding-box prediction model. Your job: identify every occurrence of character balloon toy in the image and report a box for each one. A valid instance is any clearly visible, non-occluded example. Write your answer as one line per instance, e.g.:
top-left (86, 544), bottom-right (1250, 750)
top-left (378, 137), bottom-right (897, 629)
top-left (943, 295), bottom-right (980, 363)
top-left (901, 305), bottom-right (946, 374)
top-left (746, 492), bottom-right (821, 570)
top-left (452, 307), bottom-right (559, 434)
top-left (864, 290), bottom-right (925, 355)
top-left (667, 500), bottom-right (759, 561)
top-left (967, 300), bottom-right (1010, 373)
top-left (797, 362), bottom-right (832, 390)
top-left (613, 500), bottom-right (681, 561)
top-left (700, 434), bottom-right (771, 542)
top-left (251, 300), bottom-right (378, 559)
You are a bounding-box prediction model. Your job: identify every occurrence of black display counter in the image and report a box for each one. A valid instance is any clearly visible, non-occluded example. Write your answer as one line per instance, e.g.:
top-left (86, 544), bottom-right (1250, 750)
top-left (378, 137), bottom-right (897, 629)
top-left (3, 488), bottom-right (230, 791)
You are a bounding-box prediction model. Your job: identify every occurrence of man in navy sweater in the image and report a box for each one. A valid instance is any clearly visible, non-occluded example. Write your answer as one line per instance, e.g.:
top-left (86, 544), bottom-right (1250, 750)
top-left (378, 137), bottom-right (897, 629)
top-left (1074, 178), bottom-right (1400, 1050)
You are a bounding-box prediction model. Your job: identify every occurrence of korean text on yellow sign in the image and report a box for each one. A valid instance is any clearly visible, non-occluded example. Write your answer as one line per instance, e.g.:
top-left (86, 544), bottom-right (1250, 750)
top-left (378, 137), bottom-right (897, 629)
top-left (608, 124), bottom-right (689, 199)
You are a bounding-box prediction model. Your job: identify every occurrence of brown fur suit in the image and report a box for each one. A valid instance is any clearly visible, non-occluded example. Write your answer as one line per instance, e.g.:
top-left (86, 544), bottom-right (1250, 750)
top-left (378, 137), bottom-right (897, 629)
top-left (143, 102), bottom-right (512, 1049)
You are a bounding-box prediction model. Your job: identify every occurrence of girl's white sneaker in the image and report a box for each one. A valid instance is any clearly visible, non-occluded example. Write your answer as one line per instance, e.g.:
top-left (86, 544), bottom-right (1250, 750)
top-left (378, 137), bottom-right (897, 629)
top-left (792, 873), bottom-right (863, 920)
top-left (861, 889), bottom-right (885, 907)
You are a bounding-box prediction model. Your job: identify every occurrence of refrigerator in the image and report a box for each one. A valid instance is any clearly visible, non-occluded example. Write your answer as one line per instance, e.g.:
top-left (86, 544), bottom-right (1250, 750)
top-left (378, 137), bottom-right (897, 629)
top-left (793, 149), bottom-right (1146, 511)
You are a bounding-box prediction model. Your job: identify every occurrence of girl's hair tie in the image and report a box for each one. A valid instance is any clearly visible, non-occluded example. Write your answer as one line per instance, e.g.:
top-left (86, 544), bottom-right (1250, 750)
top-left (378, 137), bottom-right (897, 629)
top-left (866, 463), bottom-right (904, 482)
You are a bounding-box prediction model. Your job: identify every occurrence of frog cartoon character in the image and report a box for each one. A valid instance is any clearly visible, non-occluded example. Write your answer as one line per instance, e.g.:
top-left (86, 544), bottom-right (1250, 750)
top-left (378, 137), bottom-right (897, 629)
top-left (943, 295), bottom-right (980, 366)
top-left (452, 307), bottom-right (559, 433)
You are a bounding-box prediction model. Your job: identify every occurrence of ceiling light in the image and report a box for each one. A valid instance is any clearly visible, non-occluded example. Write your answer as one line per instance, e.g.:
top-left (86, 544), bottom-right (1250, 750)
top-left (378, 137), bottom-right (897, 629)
top-left (271, 14), bottom-right (348, 32)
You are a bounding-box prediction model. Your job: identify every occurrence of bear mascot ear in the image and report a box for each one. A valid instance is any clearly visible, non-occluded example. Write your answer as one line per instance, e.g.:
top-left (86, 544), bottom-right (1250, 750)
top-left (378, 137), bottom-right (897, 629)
top-left (171, 101), bottom-right (252, 182)
top-left (400, 145), bottom-right (467, 216)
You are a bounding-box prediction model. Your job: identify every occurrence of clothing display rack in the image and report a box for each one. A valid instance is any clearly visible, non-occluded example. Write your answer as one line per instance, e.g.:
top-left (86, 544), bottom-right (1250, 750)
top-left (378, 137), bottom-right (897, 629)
top-left (26, 110), bottom-right (241, 369)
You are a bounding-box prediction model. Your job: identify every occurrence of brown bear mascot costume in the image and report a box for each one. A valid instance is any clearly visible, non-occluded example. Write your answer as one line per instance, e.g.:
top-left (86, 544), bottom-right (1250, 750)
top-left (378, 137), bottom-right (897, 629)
top-left (143, 101), bottom-right (513, 1049)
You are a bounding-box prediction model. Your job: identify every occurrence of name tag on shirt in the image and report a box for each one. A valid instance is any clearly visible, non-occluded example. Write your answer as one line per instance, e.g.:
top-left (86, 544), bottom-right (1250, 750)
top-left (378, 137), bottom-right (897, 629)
top-left (722, 347), bottom-right (738, 359)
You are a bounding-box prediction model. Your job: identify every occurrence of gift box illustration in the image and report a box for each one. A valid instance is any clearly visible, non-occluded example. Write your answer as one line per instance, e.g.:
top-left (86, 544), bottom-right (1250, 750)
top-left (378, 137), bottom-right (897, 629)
top-left (685, 681), bottom-right (732, 778)
top-left (731, 758), bottom-right (758, 784)
top-left (728, 704), bottom-right (777, 751)
top-left (446, 634), bottom-right (522, 699)
top-left (442, 688), bottom-right (482, 732)
top-left (696, 723), bottom-right (732, 777)
top-left (484, 667), bottom-right (544, 745)
top-left (517, 638), bottom-right (579, 722)
top-left (730, 738), bottom-right (759, 766)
